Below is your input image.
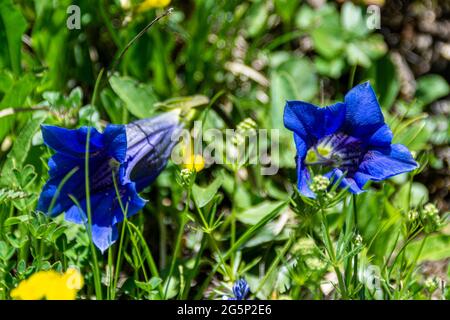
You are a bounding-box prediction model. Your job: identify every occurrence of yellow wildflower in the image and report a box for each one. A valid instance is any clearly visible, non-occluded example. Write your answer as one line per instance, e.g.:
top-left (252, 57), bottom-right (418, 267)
top-left (180, 140), bottom-right (205, 172)
top-left (183, 154), bottom-right (205, 172)
top-left (138, 0), bottom-right (171, 12)
top-left (11, 268), bottom-right (84, 300)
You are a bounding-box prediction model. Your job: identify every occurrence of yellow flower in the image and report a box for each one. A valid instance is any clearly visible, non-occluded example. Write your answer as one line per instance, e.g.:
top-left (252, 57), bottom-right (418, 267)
top-left (138, 0), bottom-right (171, 12)
top-left (183, 154), bottom-right (205, 172)
top-left (180, 140), bottom-right (205, 172)
top-left (11, 268), bottom-right (84, 300)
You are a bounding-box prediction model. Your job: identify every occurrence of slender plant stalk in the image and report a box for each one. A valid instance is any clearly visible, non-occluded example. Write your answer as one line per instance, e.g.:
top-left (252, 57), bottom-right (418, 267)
top-left (320, 209), bottom-right (348, 299)
top-left (110, 8), bottom-right (173, 74)
top-left (352, 195), bottom-right (359, 293)
top-left (111, 215), bottom-right (127, 300)
top-left (127, 222), bottom-right (160, 280)
top-left (99, 0), bottom-right (123, 49)
top-left (164, 189), bottom-right (190, 299)
top-left (254, 237), bottom-right (294, 298)
top-left (230, 171), bottom-right (238, 272)
top-left (182, 233), bottom-right (207, 299)
top-left (194, 202), bottom-right (287, 299)
top-left (348, 65), bottom-right (357, 89)
top-left (84, 127), bottom-right (103, 300)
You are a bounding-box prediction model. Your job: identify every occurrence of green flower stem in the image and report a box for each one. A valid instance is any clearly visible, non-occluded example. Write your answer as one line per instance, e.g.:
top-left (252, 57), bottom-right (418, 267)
top-left (99, 0), bottom-right (123, 50)
top-left (253, 236), bottom-right (294, 299)
top-left (84, 127), bottom-right (103, 300)
top-left (194, 200), bottom-right (233, 281)
top-left (400, 234), bottom-right (428, 297)
top-left (157, 206), bottom-right (167, 269)
top-left (111, 208), bottom-right (127, 300)
top-left (127, 222), bottom-right (160, 279)
top-left (352, 194), bottom-right (359, 293)
top-left (230, 171), bottom-right (238, 274)
top-left (348, 65), bottom-right (357, 89)
top-left (164, 189), bottom-right (190, 299)
top-left (112, 174), bottom-right (158, 296)
top-left (387, 228), bottom-right (423, 280)
top-left (126, 221), bottom-right (150, 283)
top-left (194, 202), bottom-right (286, 299)
top-left (320, 208), bottom-right (347, 299)
top-left (107, 247), bottom-right (113, 300)
top-left (181, 233), bottom-right (207, 299)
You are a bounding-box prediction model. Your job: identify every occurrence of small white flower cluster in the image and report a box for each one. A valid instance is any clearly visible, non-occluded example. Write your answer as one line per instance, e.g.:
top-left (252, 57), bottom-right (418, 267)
top-left (423, 203), bottom-right (439, 218)
top-left (421, 203), bottom-right (441, 231)
top-left (293, 238), bottom-right (316, 255)
top-left (179, 168), bottom-right (195, 187)
top-left (310, 175), bottom-right (330, 193)
top-left (424, 277), bottom-right (439, 292)
top-left (407, 209), bottom-right (419, 221)
top-left (354, 234), bottom-right (363, 246)
top-left (231, 118), bottom-right (257, 146)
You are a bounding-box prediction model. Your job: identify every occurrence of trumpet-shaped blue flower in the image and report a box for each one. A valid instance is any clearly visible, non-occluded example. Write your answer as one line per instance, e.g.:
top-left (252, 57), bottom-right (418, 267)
top-left (37, 111), bottom-right (182, 252)
top-left (284, 82), bottom-right (418, 198)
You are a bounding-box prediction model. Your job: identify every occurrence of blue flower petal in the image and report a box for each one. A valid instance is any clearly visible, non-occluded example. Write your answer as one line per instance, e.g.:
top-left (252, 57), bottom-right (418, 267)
top-left (103, 125), bottom-right (127, 163)
top-left (298, 166), bottom-right (316, 198)
top-left (367, 124), bottom-right (392, 148)
top-left (85, 183), bottom-right (146, 253)
top-left (352, 172), bottom-right (373, 190)
top-left (111, 182), bottom-right (147, 225)
top-left (325, 168), bottom-right (364, 194)
top-left (124, 111), bottom-right (182, 190)
top-left (41, 125), bottom-right (104, 157)
top-left (65, 204), bottom-right (86, 224)
top-left (284, 101), bottom-right (346, 144)
top-left (37, 156), bottom-right (85, 216)
top-left (344, 82), bottom-right (385, 139)
top-left (293, 134), bottom-right (315, 198)
top-left (356, 144), bottom-right (418, 181)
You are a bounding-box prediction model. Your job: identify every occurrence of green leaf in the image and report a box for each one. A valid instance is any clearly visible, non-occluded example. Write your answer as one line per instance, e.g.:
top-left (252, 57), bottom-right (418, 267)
top-left (312, 28), bottom-right (345, 59)
top-left (155, 95), bottom-right (209, 111)
top-left (406, 235), bottom-right (450, 262)
top-left (315, 56), bottom-right (345, 79)
top-left (100, 88), bottom-right (124, 124)
top-left (0, 73), bottom-right (36, 108)
top-left (274, 0), bottom-right (299, 24)
top-left (416, 74), bottom-right (450, 108)
top-left (0, 240), bottom-right (15, 261)
top-left (3, 215), bottom-right (31, 227)
top-left (346, 43), bottom-right (371, 67)
top-left (222, 201), bottom-right (288, 259)
top-left (109, 75), bottom-right (158, 119)
top-left (0, 115), bottom-right (46, 186)
top-left (245, 0), bottom-right (269, 37)
top-left (192, 175), bottom-right (223, 208)
top-left (393, 182), bottom-right (429, 209)
top-left (341, 1), bottom-right (367, 36)
top-left (0, 0), bottom-right (27, 74)
top-left (17, 259), bottom-right (26, 273)
top-left (358, 35), bottom-right (387, 60)
top-left (0, 73), bottom-right (37, 141)
top-left (295, 5), bottom-right (316, 29)
top-left (238, 201), bottom-right (286, 225)
top-left (135, 277), bottom-right (162, 293)
top-left (0, 70), bottom-right (13, 93)
top-left (270, 57), bottom-right (318, 129)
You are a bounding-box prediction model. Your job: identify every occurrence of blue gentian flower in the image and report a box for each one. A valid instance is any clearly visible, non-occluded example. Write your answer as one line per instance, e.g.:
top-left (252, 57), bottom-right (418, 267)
top-left (229, 278), bottom-right (250, 300)
top-left (284, 82), bottom-right (418, 198)
top-left (37, 111), bottom-right (182, 252)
